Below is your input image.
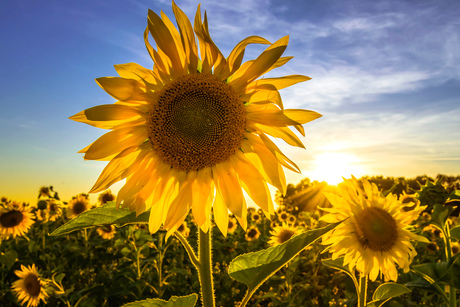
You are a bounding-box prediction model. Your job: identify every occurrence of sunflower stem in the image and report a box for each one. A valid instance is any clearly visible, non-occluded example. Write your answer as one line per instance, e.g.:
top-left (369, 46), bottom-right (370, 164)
top-left (444, 225), bottom-right (457, 307)
top-left (358, 274), bottom-right (368, 307)
top-left (198, 227), bottom-right (215, 307)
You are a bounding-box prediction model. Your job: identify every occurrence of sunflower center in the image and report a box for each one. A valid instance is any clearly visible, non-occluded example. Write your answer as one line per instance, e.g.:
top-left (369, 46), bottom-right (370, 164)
top-left (24, 274), bottom-right (41, 296)
top-left (102, 193), bottom-right (115, 204)
top-left (354, 207), bottom-right (398, 252)
top-left (73, 201), bottom-right (87, 215)
top-left (247, 228), bottom-right (258, 238)
top-left (101, 225), bottom-right (112, 233)
top-left (147, 73), bottom-right (246, 172)
top-left (278, 229), bottom-right (295, 244)
top-left (0, 210), bottom-right (23, 228)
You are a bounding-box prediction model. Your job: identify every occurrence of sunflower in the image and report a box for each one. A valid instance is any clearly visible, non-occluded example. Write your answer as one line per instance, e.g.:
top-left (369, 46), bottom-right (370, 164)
top-left (0, 203), bottom-right (35, 239)
top-left (97, 224), bottom-right (116, 239)
top-left (11, 264), bottom-right (49, 307)
top-left (320, 176), bottom-right (429, 281)
top-left (452, 242), bottom-right (460, 255)
top-left (277, 210), bottom-right (289, 223)
top-left (245, 226), bottom-right (260, 241)
top-left (287, 214), bottom-right (296, 225)
top-left (251, 213), bottom-right (261, 223)
top-left (268, 223), bottom-right (301, 246)
top-left (67, 194), bottom-right (90, 218)
top-left (98, 190), bottom-right (116, 206)
top-left (227, 217), bottom-right (238, 234)
top-left (70, 1), bottom-right (320, 237)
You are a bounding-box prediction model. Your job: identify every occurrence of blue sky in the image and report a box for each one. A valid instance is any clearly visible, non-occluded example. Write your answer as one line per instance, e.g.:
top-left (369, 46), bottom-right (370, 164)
top-left (1, 0), bottom-right (459, 204)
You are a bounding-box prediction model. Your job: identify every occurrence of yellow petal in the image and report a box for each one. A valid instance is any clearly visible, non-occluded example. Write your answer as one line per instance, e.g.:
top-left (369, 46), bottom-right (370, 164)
top-left (192, 167), bottom-right (213, 228)
top-left (96, 77), bottom-right (152, 102)
top-left (114, 62), bottom-right (161, 88)
top-left (89, 145), bottom-right (147, 193)
top-left (240, 84), bottom-right (284, 110)
top-left (246, 103), bottom-right (300, 127)
top-left (172, 0), bottom-right (198, 73)
top-left (227, 36), bottom-right (271, 76)
top-left (258, 133), bottom-right (301, 173)
top-left (213, 161), bottom-right (244, 218)
top-left (241, 135), bottom-right (286, 194)
top-left (84, 126), bottom-right (147, 160)
top-left (213, 190), bottom-right (228, 236)
top-left (231, 152), bottom-right (274, 214)
top-left (229, 36), bottom-right (289, 92)
top-left (253, 124), bottom-right (305, 149)
top-left (247, 75), bottom-right (311, 91)
top-left (147, 9), bottom-right (185, 76)
top-left (84, 104), bottom-right (143, 121)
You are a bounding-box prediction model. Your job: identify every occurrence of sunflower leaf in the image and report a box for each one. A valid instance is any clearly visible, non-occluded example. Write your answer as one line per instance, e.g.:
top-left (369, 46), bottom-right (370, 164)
top-left (430, 203), bottom-right (454, 231)
top-left (451, 225), bottom-right (460, 241)
top-left (228, 221), bottom-right (340, 302)
top-left (121, 294), bottom-right (198, 307)
top-left (366, 282), bottom-right (411, 307)
top-left (0, 249), bottom-right (18, 270)
top-left (50, 202), bottom-right (149, 236)
top-left (322, 257), bottom-right (358, 290)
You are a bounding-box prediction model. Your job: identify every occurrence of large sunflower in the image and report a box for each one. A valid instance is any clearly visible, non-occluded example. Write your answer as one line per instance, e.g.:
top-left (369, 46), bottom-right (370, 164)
top-left (11, 264), bottom-right (49, 307)
top-left (320, 177), bottom-right (429, 281)
top-left (0, 203), bottom-right (35, 239)
top-left (70, 1), bottom-right (321, 237)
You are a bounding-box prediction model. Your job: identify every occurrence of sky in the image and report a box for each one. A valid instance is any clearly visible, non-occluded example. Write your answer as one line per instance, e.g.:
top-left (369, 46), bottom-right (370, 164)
top-left (1, 0), bottom-right (459, 205)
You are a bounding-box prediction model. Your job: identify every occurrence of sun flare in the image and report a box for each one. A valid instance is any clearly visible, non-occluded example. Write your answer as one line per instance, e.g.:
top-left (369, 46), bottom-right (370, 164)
top-left (309, 152), bottom-right (365, 185)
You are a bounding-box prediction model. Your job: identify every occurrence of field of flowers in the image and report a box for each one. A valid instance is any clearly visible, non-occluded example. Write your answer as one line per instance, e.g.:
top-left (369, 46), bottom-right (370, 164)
top-left (1, 175), bottom-right (459, 307)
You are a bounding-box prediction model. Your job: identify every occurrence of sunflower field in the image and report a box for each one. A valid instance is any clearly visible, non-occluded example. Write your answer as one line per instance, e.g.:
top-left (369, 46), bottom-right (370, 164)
top-left (1, 175), bottom-right (459, 307)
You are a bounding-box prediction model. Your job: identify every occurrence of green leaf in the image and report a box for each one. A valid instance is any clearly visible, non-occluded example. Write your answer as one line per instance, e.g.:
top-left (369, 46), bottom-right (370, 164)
top-left (0, 249), bottom-right (18, 270)
top-left (451, 225), bottom-right (460, 241)
top-left (50, 202), bottom-right (149, 236)
top-left (228, 222), bottom-right (340, 300)
top-left (446, 190), bottom-right (460, 202)
top-left (367, 283), bottom-right (411, 307)
top-left (411, 262), bottom-right (449, 285)
top-left (322, 257), bottom-right (358, 289)
top-left (430, 203), bottom-right (453, 231)
top-left (121, 294), bottom-right (198, 307)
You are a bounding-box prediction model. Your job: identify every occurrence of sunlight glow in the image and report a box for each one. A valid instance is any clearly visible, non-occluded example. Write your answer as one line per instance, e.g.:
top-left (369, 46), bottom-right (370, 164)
top-left (309, 152), bottom-right (366, 185)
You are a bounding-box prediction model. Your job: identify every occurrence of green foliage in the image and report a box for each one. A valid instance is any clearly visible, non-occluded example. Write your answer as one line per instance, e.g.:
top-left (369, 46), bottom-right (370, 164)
top-left (229, 222), bottom-right (340, 303)
top-left (366, 283), bottom-right (411, 307)
top-left (50, 202), bottom-right (149, 236)
top-left (122, 294), bottom-right (198, 307)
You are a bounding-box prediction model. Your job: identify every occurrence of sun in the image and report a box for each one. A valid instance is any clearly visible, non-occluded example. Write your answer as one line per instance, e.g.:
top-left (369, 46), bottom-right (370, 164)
top-left (309, 152), bottom-right (365, 185)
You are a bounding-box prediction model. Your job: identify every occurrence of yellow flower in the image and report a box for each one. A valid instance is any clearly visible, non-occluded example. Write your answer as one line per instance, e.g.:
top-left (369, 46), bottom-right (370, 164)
top-left (452, 242), bottom-right (460, 256)
top-left (11, 264), bottom-right (49, 307)
top-left (268, 223), bottom-right (301, 246)
top-left (70, 1), bottom-right (320, 237)
top-left (67, 194), bottom-right (90, 218)
top-left (245, 226), bottom-right (261, 241)
top-left (98, 190), bottom-right (116, 206)
top-left (227, 217), bottom-right (238, 234)
top-left (320, 176), bottom-right (429, 281)
top-left (97, 224), bottom-right (116, 239)
top-left (277, 210), bottom-right (289, 222)
top-left (0, 203), bottom-right (35, 239)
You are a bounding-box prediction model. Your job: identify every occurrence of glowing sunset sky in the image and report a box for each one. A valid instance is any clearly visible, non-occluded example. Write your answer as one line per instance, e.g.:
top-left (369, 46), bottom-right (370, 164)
top-left (1, 0), bottom-right (459, 205)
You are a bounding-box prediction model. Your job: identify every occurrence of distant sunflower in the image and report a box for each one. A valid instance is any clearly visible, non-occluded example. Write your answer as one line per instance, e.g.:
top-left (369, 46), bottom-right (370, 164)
top-left (251, 213), bottom-right (261, 223)
top-left (287, 214), bottom-right (296, 225)
top-left (11, 264), bottom-right (49, 307)
top-left (227, 217), bottom-right (238, 234)
top-left (268, 223), bottom-right (300, 246)
top-left (321, 176), bottom-right (429, 281)
top-left (70, 1), bottom-right (320, 237)
top-left (278, 211), bottom-right (289, 222)
top-left (67, 194), bottom-right (89, 218)
top-left (245, 226), bottom-right (260, 241)
top-left (98, 190), bottom-right (116, 206)
top-left (0, 204), bottom-right (34, 239)
top-left (97, 224), bottom-right (116, 240)
top-left (452, 242), bottom-right (460, 256)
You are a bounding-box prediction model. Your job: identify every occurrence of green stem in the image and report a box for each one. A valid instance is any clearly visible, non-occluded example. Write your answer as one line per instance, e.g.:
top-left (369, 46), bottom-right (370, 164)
top-left (358, 274), bottom-right (368, 307)
top-left (444, 226), bottom-right (457, 307)
top-left (198, 227), bottom-right (215, 307)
